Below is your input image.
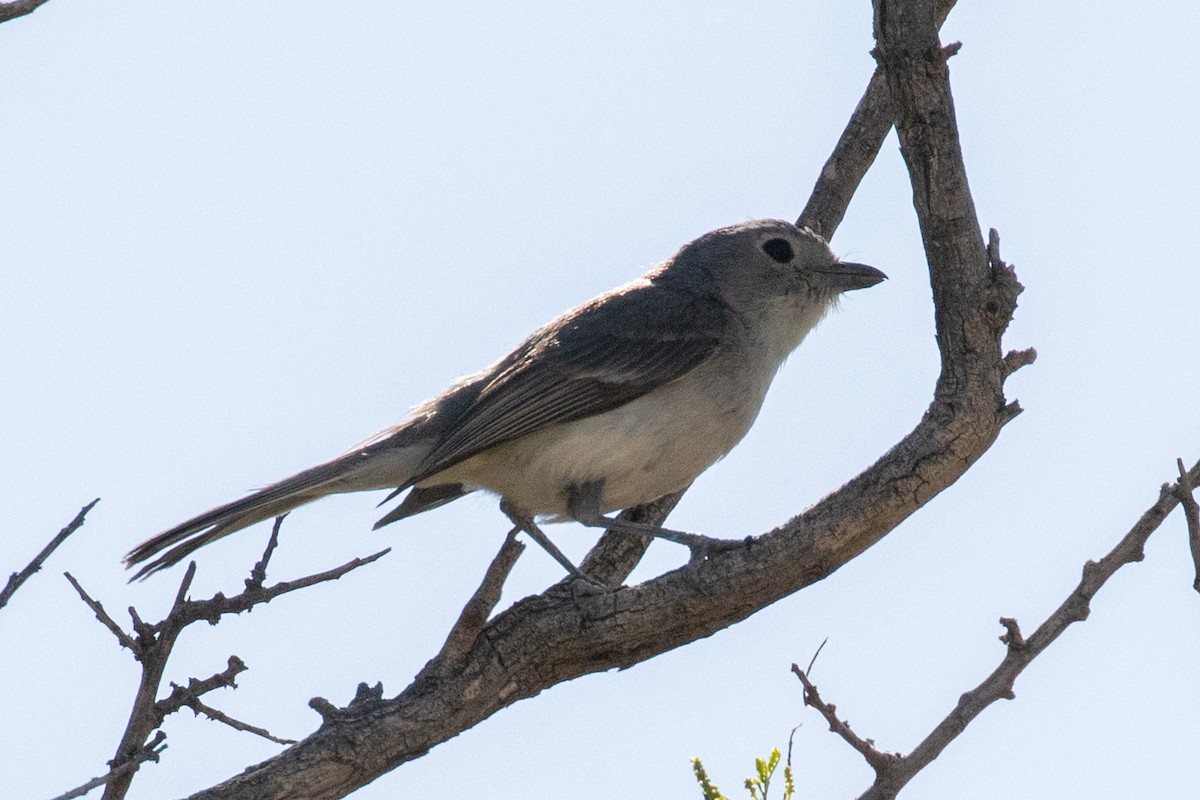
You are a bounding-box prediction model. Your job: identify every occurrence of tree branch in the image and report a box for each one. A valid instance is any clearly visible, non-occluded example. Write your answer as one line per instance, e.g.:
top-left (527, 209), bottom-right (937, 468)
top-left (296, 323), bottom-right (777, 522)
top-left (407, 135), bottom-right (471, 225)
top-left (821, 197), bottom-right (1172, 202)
top-left (0, 0), bottom-right (53, 25)
top-left (797, 0), bottom-right (957, 236)
top-left (176, 1), bottom-right (1043, 796)
top-left (63, 529), bottom-right (389, 800)
top-left (587, 0), bottom-right (964, 578)
top-left (164, 547), bottom-right (390, 625)
top-left (155, 656), bottom-right (249, 720)
top-left (0, 499), bottom-right (98, 613)
top-left (578, 487), bottom-right (686, 587)
top-left (790, 458), bottom-right (1200, 800)
top-left (65, 570), bottom-right (141, 655)
top-left (180, 694), bottom-right (298, 747)
top-left (791, 663), bottom-right (898, 774)
top-left (426, 529), bottom-right (525, 673)
top-left (1174, 458), bottom-right (1200, 592)
top-left (47, 731), bottom-right (166, 800)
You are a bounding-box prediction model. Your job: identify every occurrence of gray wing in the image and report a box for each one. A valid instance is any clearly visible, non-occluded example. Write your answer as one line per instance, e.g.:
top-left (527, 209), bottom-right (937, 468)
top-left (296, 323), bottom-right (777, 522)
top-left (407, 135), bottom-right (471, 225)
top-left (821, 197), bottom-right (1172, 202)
top-left (406, 279), bottom-right (727, 486)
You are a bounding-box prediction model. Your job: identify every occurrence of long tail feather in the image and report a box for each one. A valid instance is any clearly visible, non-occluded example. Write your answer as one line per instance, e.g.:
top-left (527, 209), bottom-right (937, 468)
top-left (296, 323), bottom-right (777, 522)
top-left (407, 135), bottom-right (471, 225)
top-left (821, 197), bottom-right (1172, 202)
top-left (126, 446), bottom-right (412, 580)
top-left (126, 492), bottom-right (325, 580)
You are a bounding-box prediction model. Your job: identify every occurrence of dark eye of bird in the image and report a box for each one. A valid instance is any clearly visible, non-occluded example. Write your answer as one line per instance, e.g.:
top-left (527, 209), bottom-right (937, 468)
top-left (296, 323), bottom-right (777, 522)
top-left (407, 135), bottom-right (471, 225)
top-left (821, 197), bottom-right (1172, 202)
top-left (761, 238), bottom-right (794, 264)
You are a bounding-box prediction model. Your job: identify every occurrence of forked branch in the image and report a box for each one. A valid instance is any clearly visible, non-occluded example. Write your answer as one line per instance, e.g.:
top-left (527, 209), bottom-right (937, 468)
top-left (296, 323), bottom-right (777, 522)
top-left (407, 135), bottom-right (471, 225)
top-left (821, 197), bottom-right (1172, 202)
top-left (57, 521), bottom-right (387, 800)
top-left (792, 458), bottom-right (1200, 800)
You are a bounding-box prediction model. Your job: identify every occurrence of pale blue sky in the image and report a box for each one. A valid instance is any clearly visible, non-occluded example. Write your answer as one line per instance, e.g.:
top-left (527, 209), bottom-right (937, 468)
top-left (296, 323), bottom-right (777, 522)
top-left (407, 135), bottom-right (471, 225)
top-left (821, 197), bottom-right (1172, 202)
top-left (3, 2), bottom-right (1199, 799)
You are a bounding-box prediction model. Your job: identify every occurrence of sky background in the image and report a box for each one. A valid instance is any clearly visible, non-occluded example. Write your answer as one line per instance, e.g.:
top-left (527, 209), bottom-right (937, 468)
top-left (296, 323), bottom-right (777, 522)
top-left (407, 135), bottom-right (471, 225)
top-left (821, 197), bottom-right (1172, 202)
top-left (3, 2), bottom-right (1199, 798)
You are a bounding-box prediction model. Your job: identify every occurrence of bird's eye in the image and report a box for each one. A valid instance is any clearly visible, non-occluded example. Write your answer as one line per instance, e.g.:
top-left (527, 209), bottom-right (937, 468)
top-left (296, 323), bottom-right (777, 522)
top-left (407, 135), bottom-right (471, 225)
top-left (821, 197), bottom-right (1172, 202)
top-left (761, 238), bottom-right (794, 264)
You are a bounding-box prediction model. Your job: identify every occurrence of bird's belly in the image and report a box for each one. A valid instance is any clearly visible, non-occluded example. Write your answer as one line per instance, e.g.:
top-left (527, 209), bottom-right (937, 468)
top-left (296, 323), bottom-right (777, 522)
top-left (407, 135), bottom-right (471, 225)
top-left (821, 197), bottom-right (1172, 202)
top-left (428, 356), bottom-right (773, 518)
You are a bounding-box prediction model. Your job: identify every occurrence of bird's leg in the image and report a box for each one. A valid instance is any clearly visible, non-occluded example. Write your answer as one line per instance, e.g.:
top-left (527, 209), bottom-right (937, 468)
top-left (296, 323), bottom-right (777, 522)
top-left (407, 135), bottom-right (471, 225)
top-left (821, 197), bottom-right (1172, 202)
top-left (499, 499), bottom-right (596, 582)
top-left (567, 481), bottom-right (741, 556)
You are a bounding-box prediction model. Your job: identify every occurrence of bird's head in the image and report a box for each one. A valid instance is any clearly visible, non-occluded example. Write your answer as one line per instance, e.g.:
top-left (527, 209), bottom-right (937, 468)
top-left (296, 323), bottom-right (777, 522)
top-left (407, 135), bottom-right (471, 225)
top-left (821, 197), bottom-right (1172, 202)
top-left (664, 219), bottom-right (886, 315)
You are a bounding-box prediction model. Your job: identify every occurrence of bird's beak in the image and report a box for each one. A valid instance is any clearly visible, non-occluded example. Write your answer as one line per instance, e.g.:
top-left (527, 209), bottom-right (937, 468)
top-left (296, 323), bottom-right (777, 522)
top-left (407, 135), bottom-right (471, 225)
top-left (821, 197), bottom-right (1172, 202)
top-left (812, 261), bottom-right (888, 291)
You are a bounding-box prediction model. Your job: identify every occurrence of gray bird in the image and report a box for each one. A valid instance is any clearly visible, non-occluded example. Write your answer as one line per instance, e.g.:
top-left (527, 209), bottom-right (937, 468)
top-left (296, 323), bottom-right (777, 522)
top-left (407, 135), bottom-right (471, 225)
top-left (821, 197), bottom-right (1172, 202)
top-left (126, 219), bottom-right (885, 580)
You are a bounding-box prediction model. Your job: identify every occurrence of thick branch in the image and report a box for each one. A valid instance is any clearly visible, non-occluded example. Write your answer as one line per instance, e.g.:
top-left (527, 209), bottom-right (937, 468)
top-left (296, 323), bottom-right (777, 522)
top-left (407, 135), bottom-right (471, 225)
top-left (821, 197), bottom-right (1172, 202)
top-left (578, 487), bottom-right (685, 587)
top-left (798, 0), bottom-right (955, 237)
top-left (0, 0), bottom-right (52, 25)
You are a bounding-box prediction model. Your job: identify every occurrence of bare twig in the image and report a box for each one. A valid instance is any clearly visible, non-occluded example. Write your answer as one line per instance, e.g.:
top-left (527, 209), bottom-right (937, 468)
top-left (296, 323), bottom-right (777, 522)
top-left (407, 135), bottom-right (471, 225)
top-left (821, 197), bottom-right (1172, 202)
top-left (64, 572), bottom-right (140, 655)
top-left (1174, 458), bottom-right (1200, 593)
top-left (0, 499), bottom-right (98, 613)
top-left (127, 605), bottom-right (153, 641)
top-left (791, 458), bottom-right (1200, 800)
top-left (82, 531), bottom-right (390, 800)
top-left (1002, 347), bottom-right (1038, 379)
top-left (48, 731), bottom-right (166, 800)
top-left (181, 696), bottom-right (297, 746)
top-left (785, 723), bottom-right (801, 773)
top-left (0, 0), bottom-right (53, 25)
top-left (309, 682), bottom-right (388, 728)
top-left (246, 516), bottom-right (286, 592)
top-left (426, 529), bottom-right (525, 674)
top-left (988, 232), bottom-right (1038, 383)
top-left (791, 662), bottom-right (896, 774)
top-left (171, 562), bottom-right (197, 613)
top-left (167, 547), bottom-right (390, 626)
top-left (805, 638), bottom-right (828, 676)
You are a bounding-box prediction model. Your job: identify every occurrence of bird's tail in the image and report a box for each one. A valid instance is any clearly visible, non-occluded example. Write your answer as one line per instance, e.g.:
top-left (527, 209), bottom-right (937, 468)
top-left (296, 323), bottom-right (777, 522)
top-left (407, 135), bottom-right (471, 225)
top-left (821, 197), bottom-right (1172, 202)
top-left (125, 445), bottom-right (414, 581)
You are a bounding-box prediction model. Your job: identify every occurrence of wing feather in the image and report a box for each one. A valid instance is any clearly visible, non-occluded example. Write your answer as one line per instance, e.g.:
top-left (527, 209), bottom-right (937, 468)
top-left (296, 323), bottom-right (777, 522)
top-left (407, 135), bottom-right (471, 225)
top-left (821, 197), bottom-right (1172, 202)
top-left (407, 279), bottom-right (726, 485)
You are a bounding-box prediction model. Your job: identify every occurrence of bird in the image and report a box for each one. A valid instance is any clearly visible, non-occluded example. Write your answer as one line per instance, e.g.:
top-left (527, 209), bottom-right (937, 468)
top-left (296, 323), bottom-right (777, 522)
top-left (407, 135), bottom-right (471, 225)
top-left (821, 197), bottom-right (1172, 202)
top-left (126, 219), bottom-right (885, 580)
